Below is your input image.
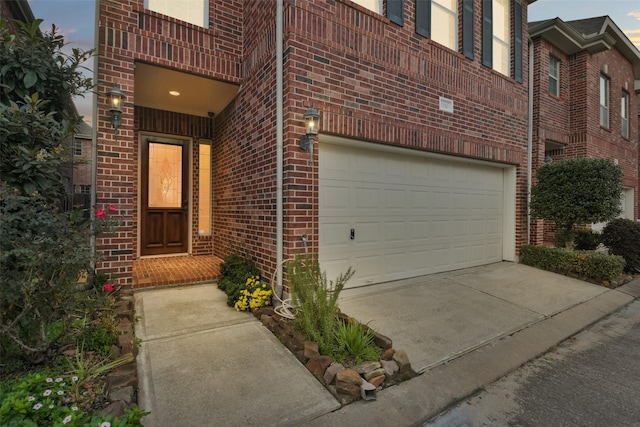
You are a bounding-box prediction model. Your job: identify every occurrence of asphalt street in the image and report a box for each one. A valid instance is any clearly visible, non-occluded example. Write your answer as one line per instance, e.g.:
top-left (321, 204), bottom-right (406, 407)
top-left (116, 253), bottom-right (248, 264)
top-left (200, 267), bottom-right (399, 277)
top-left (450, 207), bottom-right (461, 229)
top-left (424, 299), bottom-right (640, 427)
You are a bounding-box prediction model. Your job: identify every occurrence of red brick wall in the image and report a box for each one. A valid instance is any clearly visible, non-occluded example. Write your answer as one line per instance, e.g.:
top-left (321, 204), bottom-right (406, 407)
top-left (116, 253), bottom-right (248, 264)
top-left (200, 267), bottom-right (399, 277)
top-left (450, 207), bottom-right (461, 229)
top-left (98, 0), bottom-right (535, 286)
top-left (284, 0), bottom-right (531, 256)
top-left (96, 0), bottom-right (243, 286)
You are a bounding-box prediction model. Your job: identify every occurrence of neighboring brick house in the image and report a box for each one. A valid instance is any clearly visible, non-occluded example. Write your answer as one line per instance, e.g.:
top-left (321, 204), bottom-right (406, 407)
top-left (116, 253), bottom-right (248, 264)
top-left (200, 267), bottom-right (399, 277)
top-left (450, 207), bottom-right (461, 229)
top-left (529, 16), bottom-right (640, 245)
top-left (0, 0), bottom-right (34, 32)
top-left (96, 0), bottom-right (534, 288)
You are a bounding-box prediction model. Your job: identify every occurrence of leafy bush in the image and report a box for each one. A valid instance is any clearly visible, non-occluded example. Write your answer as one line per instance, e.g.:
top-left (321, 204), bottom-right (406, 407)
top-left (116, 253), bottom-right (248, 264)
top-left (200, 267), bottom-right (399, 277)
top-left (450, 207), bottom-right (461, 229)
top-left (531, 158), bottom-right (623, 247)
top-left (520, 245), bottom-right (625, 283)
top-left (287, 255), bottom-right (354, 354)
top-left (574, 229), bottom-right (602, 251)
top-left (217, 254), bottom-right (261, 307)
top-left (333, 320), bottom-right (379, 364)
top-left (602, 219), bottom-right (640, 273)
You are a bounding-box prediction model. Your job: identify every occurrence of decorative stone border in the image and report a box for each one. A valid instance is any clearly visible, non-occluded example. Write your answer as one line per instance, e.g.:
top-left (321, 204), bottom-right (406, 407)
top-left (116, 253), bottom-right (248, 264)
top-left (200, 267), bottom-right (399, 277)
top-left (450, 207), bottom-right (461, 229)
top-left (100, 290), bottom-right (141, 418)
top-left (253, 307), bottom-right (417, 404)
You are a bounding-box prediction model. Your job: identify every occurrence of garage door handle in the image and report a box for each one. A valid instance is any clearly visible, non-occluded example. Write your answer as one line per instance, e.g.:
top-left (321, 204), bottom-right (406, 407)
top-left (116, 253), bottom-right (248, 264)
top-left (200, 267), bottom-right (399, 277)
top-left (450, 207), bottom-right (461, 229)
top-left (350, 229), bottom-right (355, 240)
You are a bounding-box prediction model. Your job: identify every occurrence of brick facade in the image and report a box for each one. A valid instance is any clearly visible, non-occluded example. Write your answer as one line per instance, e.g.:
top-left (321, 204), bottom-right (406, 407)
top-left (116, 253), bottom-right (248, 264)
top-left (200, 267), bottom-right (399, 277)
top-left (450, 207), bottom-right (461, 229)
top-left (94, 0), bottom-right (535, 287)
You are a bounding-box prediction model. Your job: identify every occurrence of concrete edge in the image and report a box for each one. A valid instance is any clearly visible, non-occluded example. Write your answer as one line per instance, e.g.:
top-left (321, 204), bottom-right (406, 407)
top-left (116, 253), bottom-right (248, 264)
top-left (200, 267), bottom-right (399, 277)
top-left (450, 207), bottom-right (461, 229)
top-left (301, 288), bottom-right (637, 427)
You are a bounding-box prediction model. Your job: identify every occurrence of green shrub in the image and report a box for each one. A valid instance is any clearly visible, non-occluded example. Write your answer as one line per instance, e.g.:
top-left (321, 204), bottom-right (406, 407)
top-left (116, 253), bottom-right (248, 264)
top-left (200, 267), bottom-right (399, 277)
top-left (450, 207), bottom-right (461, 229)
top-left (217, 254), bottom-right (261, 307)
top-left (574, 229), bottom-right (602, 251)
top-left (287, 255), bottom-right (354, 355)
top-left (602, 218), bottom-right (640, 273)
top-left (333, 320), bottom-right (379, 364)
top-left (520, 244), bottom-right (624, 283)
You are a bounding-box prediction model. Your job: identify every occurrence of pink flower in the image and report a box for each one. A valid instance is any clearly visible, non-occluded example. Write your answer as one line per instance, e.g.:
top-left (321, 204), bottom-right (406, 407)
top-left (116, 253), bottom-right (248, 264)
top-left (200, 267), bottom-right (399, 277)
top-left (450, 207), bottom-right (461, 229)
top-left (96, 209), bottom-right (106, 219)
top-left (33, 403), bottom-right (42, 410)
top-left (43, 390), bottom-right (51, 396)
top-left (63, 415), bottom-right (72, 424)
top-left (109, 204), bottom-right (118, 213)
top-left (103, 283), bottom-right (114, 292)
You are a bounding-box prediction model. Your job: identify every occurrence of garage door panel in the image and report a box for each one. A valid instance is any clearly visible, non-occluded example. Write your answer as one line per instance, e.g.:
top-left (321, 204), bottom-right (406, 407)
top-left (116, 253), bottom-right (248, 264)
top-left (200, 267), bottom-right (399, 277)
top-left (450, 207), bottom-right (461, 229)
top-left (320, 143), bottom-right (507, 288)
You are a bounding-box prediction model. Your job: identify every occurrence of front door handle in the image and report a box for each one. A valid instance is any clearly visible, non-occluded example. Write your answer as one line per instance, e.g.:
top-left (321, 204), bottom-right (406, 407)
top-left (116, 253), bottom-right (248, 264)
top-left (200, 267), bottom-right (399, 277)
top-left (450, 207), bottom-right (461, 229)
top-left (350, 228), bottom-right (355, 240)
top-left (182, 200), bottom-right (188, 213)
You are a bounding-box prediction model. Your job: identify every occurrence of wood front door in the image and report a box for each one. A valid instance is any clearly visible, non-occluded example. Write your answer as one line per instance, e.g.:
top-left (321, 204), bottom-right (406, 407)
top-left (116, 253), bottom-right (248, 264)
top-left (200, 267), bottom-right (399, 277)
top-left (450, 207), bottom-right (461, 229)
top-left (141, 137), bottom-right (189, 256)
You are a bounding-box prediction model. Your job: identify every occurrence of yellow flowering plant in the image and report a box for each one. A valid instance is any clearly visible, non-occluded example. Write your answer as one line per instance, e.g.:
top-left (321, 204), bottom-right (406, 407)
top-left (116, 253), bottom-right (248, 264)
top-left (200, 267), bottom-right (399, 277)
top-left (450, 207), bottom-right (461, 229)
top-left (234, 276), bottom-right (273, 312)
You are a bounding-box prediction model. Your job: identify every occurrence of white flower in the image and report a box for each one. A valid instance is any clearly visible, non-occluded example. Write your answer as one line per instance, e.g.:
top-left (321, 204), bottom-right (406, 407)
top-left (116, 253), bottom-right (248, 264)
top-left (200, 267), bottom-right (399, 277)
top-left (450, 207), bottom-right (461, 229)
top-left (72, 376), bottom-right (79, 382)
top-left (57, 390), bottom-right (64, 395)
top-left (71, 406), bottom-right (78, 411)
top-left (63, 415), bottom-right (72, 424)
top-left (33, 403), bottom-right (43, 410)
top-left (46, 378), bottom-right (53, 383)
top-left (28, 396), bottom-right (35, 401)
top-left (43, 390), bottom-right (52, 396)
top-left (55, 377), bottom-right (63, 382)
top-left (100, 422), bottom-right (111, 427)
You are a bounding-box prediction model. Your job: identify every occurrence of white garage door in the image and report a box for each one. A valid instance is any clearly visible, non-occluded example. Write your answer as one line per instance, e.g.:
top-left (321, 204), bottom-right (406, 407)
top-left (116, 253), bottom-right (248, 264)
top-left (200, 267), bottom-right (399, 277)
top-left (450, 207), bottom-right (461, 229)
top-left (319, 141), bottom-right (508, 288)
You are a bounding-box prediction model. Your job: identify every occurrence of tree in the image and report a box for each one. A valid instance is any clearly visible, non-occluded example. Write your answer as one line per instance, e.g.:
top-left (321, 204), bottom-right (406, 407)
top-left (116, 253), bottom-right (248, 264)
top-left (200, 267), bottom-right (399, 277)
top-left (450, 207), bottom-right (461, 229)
top-left (530, 157), bottom-right (623, 247)
top-left (0, 19), bottom-right (94, 361)
top-left (0, 18), bottom-right (93, 201)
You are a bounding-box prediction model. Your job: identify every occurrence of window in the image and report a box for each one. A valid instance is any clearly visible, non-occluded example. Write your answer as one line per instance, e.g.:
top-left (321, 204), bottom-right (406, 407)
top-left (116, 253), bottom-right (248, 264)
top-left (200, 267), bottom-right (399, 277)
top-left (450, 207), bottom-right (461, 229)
top-left (198, 141), bottom-right (212, 235)
top-left (482, 0), bottom-right (522, 80)
top-left (549, 56), bottom-right (559, 96)
top-left (145, 0), bottom-right (209, 28)
top-left (492, 0), bottom-right (509, 76)
top-left (80, 185), bottom-right (91, 194)
top-left (432, 0), bottom-right (458, 50)
top-left (600, 74), bottom-right (609, 128)
top-left (351, 0), bottom-right (382, 14)
top-left (73, 139), bottom-right (82, 156)
top-left (621, 90), bottom-right (629, 138)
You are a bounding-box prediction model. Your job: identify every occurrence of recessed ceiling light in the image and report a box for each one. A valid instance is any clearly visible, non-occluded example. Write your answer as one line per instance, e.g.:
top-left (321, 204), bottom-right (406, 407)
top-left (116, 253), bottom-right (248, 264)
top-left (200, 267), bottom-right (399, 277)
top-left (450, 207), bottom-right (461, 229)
top-left (169, 90), bottom-right (180, 96)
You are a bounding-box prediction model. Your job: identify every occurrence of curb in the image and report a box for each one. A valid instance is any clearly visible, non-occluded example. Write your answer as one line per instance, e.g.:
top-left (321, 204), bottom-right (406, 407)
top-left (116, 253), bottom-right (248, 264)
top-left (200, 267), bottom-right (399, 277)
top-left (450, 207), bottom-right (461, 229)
top-left (302, 280), bottom-right (640, 427)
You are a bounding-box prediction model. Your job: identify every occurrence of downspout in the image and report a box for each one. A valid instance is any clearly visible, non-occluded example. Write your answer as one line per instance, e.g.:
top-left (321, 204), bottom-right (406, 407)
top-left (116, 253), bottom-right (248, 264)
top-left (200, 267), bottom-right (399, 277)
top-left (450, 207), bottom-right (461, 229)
top-left (90, 0), bottom-right (100, 276)
top-left (526, 38), bottom-right (534, 244)
top-left (276, 0), bottom-right (284, 293)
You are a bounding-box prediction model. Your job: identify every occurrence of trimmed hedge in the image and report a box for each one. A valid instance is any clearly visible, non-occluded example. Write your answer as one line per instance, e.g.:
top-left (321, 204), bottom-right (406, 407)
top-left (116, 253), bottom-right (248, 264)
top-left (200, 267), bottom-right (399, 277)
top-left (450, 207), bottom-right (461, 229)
top-left (217, 253), bottom-right (261, 307)
top-left (520, 245), bottom-right (625, 283)
top-left (602, 219), bottom-right (640, 273)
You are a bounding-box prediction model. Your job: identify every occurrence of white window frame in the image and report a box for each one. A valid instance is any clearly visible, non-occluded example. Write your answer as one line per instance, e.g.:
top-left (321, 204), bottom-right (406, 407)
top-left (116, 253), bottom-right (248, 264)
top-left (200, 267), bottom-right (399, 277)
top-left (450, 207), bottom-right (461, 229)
top-left (73, 139), bottom-right (82, 156)
top-left (349, 0), bottom-right (382, 14)
top-left (621, 90), bottom-right (629, 138)
top-left (600, 74), bottom-right (609, 128)
top-left (432, 0), bottom-right (458, 51)
top-left (549, 56), bottom-right (559, 96)
top-left (492, 0), bottom-right (510, 76)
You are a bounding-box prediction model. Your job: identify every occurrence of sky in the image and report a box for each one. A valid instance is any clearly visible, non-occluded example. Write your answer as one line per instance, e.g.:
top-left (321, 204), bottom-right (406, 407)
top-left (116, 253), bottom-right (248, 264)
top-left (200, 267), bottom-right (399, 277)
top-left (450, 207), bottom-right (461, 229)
top-left (26, 0), bottom-right (640, 124)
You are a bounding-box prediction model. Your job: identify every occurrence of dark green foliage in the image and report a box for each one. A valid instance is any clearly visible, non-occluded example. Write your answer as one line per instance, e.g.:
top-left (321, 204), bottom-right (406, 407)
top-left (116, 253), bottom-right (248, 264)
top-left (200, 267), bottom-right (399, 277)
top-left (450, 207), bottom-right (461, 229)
top-left (520, 245), bottom-right (625, 283)
top-left (217, 253), bottom-right (261, 307)
top-left (0, 188), bottom-right (93, 361)
top-left (574, 229), bottom-right (602, 251)
top-left (602, 219), bottom-right (640, 273)
top-left (287, 255), bottom-right (354, 354)
top-left (0, 19), bottom-right (93, 202)
top-left (531, 158), bottom-right (623, 244)
top-left (333, 320), bottom-right (379, 364)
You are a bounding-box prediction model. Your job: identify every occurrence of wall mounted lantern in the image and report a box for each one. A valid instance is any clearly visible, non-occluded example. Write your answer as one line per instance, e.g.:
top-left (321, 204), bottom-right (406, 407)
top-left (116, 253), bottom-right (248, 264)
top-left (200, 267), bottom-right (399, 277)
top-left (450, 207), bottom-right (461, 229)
top-left (107, 85), bottom-right (125, 139)
top-left (299, 106), bottom-right (319, 165)
top-left (544, 156), bottom-right (553, 164)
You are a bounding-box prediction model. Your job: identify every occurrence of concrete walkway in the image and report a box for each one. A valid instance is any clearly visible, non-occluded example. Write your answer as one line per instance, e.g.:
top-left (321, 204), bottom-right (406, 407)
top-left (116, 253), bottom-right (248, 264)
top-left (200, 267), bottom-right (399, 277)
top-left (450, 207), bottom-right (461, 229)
top-left (134, 262), bottom-right (640, 427)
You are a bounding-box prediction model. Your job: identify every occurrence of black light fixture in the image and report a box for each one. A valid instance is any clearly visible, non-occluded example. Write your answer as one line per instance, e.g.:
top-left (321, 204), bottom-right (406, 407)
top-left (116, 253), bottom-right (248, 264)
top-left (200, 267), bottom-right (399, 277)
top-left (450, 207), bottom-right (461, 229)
top-left (107, 85), bottom-right (125, 139)
top-left (299, 105), bottom-right (320, 165)
top-left (544, 156), bottom-right (553, 164)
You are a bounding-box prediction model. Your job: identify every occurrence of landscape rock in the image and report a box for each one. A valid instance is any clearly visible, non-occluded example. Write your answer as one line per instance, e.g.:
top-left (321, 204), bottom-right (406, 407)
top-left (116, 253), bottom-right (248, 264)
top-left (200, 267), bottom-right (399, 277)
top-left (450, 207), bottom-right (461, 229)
top-left (353, 361), bottom-right (381, 375)
top-left (100, 401), bottom-right (128, 418)
top-left (381, 348), bottom-right (396, 360)
top-left (364, 368), bottom-right (386, 381)
top-left (368, 375), bottom-right (385, 388)
top-left (336, 369), bottom-right (363, 386)
top-left (304, 341), bottom-right (320, 360)
top-left (109, 386), bottom-right (134, 403)
top-left (393, 349), bottom-right (412, 373)
top-left (335, 380), bottom-right (360, 397)
top-left (380, 359), bottom-right (399, 377)
top-left (323, 362), bottom-right (345, 385)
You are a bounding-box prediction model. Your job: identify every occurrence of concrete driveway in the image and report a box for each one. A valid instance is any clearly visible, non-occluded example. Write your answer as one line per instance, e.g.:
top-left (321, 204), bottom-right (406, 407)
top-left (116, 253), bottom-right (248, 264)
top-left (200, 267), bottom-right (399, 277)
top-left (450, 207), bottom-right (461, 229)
top-left (134, 261), bottom-right (633, 426)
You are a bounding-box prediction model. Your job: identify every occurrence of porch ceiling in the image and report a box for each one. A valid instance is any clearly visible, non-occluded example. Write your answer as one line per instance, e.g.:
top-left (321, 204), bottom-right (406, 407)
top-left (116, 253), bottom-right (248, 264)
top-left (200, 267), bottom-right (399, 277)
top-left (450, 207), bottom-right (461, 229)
top-left (134, 62), bottom-right (240, 118)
